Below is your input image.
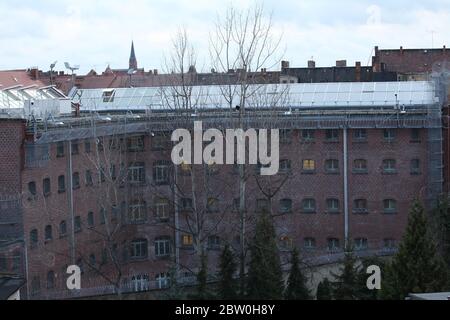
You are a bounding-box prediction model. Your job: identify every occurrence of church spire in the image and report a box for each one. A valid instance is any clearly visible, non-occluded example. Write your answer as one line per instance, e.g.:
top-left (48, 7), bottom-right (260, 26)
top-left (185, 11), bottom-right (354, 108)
top-left (129, 41), bottom-right (138, 70)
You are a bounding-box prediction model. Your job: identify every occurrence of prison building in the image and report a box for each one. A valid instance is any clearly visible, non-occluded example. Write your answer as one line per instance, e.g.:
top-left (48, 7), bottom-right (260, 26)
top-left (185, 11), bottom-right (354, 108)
top-left (4, 78), bottom-right (442, 299)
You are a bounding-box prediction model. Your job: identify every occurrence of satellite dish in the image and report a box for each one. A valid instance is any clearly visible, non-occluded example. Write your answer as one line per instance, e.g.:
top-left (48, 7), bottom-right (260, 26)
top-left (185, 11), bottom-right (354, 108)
top-left (50, 61), bottom-right (57, 69)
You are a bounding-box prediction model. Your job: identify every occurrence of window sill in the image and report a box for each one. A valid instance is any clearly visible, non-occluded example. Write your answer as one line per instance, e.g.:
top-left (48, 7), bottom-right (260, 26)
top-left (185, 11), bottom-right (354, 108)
top-left (58, 190), bottom-right (66, 194)
top-left (352, 170), bottom-right (368, 174)
top-left (353, 139), bottom-right (368, 143)
top-left (382, 171), bottom-right (397, 175)
top-left (324, 140), bottom-right (339, 144)
top-left (325, 171), bottom-right (340, 175)
top-left (326, 211), bottom-right (340, 215)
top-left (301, 211), bottom-right (317, 214)
top-left (300, 140), bottom-right (315, 144)
top-left (410, 172), bottom-right (421, 175)
top-left (353, 211), bottom-right (369, 215)
top-left (301, 170), bottom-right (316, 174)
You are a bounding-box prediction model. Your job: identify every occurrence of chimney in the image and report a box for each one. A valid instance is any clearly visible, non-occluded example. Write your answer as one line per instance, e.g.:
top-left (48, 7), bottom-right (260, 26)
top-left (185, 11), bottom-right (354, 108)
top-left (153, 69), bottom-right (158, 75)
top-left (281, 60), bottom-right (290, 70)
top-left (355, 61), bottom-right (362, 82)
top-left (336, 60), bottom-right (347, 67)
top-left (443, 45), bottom-right (446, 52)
top-left (307, 60), bottom-right (316, 68)
top-left (400, 46), bottom-right (404, 54)
top-left (29, 67), bottom-right (39, 80)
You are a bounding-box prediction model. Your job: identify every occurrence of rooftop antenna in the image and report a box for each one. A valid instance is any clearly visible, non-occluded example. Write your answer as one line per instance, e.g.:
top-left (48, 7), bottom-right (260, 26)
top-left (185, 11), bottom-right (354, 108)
top-left (127, 68), bottom-right (137, 88)
top-left (64, 62), bottom-right (80, 89)
top-left (50, 61), bottom-right (57, 86)
top-left (427, 30), bottom-right (436, 48)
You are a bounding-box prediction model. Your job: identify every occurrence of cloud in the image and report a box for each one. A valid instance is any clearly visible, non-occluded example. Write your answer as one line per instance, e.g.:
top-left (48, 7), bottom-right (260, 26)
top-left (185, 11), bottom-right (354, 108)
top-left (0, 0), bottom-right (448, 73)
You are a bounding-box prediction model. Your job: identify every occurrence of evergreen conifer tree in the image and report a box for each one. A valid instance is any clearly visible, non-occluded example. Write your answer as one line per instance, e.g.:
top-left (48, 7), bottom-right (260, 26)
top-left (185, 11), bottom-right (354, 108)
top-left (284, 248), bottom-right (311, 300)
top-left (246, 211), bottom-right (284, 299)
top-left (217, 244), bottom-right (238, 299)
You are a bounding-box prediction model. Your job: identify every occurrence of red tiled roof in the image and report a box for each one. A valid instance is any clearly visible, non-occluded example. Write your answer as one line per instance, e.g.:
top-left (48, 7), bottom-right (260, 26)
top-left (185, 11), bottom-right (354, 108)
top-left (0, 70), bottom-right (47, 88)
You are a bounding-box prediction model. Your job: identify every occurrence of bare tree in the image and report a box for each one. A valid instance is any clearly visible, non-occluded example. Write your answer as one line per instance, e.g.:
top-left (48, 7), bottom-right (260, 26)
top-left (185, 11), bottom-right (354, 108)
top-left (209, 3), bottom-right (285, 293)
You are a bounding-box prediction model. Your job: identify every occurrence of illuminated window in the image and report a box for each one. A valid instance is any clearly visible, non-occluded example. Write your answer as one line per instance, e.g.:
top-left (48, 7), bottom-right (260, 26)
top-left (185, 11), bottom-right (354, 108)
top-left (302, 159), bottom-right (316, 172)
top-left (182, 235), bottom-right (193, 246)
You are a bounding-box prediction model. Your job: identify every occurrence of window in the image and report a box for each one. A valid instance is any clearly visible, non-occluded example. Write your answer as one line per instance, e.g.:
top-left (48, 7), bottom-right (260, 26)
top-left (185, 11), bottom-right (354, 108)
top-left (354, 129), bottom-right (367, 141)
top-left (58, 175), bottom-right (66, 193)
top-left (280, 199), bottom-right (292, 214)
top-left (152, 133), bottom-right (171, 150)
top-left (207, 197), bottom-right (219, 213)
top-left (84, 140), bottom-right (91, 153)
top-left (256, 199), bottom-right (269, 213)
top-left (181, 198), bottom-right (193, 211)
top-left (155, 236), bottom-right (171, 257)
top-left (354, 238), bottom-right (368, 251)
top-left (383, 238), bottom-right (397, 251)
top-left (127, 136), bottom-right (145, 152)
top-left (302, 159), bottom-right (316, 172)
top-left (279, 236), bottom-right (293, 251)
top-left (325, 129), bottom-right (339, 142)
top-left (56, 142), bottom-right (65, 157)
top-left (280, 129), bottom-right (292, 144)
top-left (182, 235), bottom-right (194, 246)
top-left (383, 199), bottom-right (397, 214)
top-left (87, 212), bottom-right (94, 228)
top-left (383, 129), bottom-right (396, 141)
top-left (73, 172), bottom-right (80, 189)
top-left (128, 162), bottom-right (146, 184)
top-left (353, 199), bottom-right (368, 214)
top-left (207, 162), bottom-right (219, 176)
top-left (71, 140), bottom-right (79, 155)
top-left (279, 159), bottom-right (291, 173)
top-left (353, 159), bottom-right (368, 173)
top-left (45, 225), bottom-right (53, 241)
top-left (100, 208), bottom-right (106, 225)
top-left (326, 198), bottom-right (340, 213)
top-left (155, 198), bottom-right (170, 221)
top-left (304, 237), bottom-right (316, 250)
top-left (302, 198), bottom-right (316, 213)
top-left (31, 276), bottom-right (41, 296)
top-left (43, 178), bottom-right (51, 196)
top-left (208, 236), bottom-right (221, 250)
top-left (131, 274), bottom-right (150, 292)
top-left (101, 249), bottom-right (108, 265)
top-left (411, 128), bottom-right (420, 142)
top-left (382, 159), bottom-right (397, 174)
top-left (128, 200), bottom-right (147, 223)
top-left (153, 161), bottom-right (170, 185)
top-left (85, 170), bottom-right (93, 186)
top-left (130, 239), bottom-right (148, 259)
top-left (47, 271), bottom-right (55, 289)
top-left (327, 238), bottom-right (340, 251)
top-left (325, 159), bottom-right (339, 173)
top-left (74, 216), bottom-right (81, 232)
top-left (28, 181), bottom-right (37, 196)
top-left (411, 159), bottom-right (421, 175)
top-left (156, 273), bottom-right (170, 289)
top-left (89, 254), bottom-right (96, 266)
top-left (60, 221), bottom-right (67, 236)
top-left (102, 89), bottom-right (116, 103)
top-left (30, 229), bottom-right (38, 247)
top-left (301, 129), bottom-right (315, 142)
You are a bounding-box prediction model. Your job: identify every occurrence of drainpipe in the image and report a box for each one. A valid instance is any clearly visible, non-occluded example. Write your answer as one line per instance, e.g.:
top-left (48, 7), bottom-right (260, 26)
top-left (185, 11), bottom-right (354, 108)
top-left (174, 165), bottom-right (180, 278)
top-left (343, 128), bottom-right (349, 248)
top-left (68, 140), bottom-right (75, 265)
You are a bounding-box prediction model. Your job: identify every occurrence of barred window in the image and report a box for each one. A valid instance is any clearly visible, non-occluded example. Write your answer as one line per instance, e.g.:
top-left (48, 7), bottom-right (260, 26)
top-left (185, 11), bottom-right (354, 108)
top-left (130, 239), bottom-right (148, 259)
top-left (302, 198), bottom-right (316, 213)
top-left (280, 198), bottom-right (292, 213)
top-left (155, 236), bottom-right (171, 257)
top-left (325, 159), bottom-right (339, 173)
top-left (326, 198), bottom-right (340, 213)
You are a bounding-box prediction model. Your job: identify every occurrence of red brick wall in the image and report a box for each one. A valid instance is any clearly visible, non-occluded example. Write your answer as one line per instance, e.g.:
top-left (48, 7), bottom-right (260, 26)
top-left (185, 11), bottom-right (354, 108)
top-left (21, 127), bottom-right (429, 298)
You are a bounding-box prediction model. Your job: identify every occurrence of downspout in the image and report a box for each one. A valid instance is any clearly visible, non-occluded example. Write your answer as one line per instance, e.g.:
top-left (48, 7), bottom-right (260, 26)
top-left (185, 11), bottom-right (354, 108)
top-left (343, 128), bottom-right (349, 248)
top-left (68, 140), bottom-right (75, 265)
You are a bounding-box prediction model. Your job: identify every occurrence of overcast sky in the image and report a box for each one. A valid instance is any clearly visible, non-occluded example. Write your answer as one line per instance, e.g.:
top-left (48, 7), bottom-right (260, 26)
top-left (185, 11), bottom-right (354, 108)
top-left (0, 0), bottom-right (449, 73)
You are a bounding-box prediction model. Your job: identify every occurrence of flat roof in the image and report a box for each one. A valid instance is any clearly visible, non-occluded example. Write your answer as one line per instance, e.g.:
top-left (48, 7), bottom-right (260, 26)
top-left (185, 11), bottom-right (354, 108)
top-left (72, 81), bottom-right (438, 112)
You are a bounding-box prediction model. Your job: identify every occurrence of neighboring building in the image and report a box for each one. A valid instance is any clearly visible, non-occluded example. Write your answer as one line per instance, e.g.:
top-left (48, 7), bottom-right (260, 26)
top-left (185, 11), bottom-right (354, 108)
top-left (372, 45), bottom-right (450, 80)
top-left (14, 80), bottom-right (444, 299)
top-left (280, 60), bottom-right (397, 83)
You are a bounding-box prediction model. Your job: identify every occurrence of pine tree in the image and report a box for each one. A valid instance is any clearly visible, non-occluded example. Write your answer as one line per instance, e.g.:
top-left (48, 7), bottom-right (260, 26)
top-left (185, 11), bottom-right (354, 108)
top-left (316, 278), bottom-right (333, 300)
top-left (196, 253), bottom-right (210, 300)
top-left (332, 245), bottom-right (362, 300)
top-left (217, 244), bottom-right (238, 299)
top-left (381, 200), bottom-right (448, 300)
top-left (246, 211), bottom-right (284, 299)
top-left (284, 248), bottom-right (311, 300)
